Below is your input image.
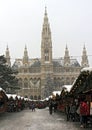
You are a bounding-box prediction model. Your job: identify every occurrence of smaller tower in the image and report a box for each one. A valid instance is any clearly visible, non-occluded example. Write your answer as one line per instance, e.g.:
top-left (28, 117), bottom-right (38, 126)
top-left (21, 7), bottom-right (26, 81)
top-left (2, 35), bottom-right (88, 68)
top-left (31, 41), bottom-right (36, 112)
top-left (5, 45), bottom-right (11, 66)
top-left (23, 45), bottom-right (29, 65)
top-left (64, 45), bottom-right (70, 66)
top-left (81, 44), bottom-right (89, 67)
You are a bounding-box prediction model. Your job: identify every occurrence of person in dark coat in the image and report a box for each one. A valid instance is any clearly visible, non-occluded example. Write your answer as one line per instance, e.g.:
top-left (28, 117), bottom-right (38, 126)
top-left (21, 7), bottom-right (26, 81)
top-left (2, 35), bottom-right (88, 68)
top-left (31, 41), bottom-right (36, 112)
top-left (65, 103), bottom-right (70, 121)
top-left (49, 99), bottom-right (53, 115)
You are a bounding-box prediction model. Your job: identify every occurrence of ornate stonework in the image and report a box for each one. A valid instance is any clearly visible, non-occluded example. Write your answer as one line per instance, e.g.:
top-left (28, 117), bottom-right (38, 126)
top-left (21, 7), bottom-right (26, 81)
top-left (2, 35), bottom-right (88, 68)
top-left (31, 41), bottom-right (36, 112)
top-left (6, 8), bottom-right (89, 99)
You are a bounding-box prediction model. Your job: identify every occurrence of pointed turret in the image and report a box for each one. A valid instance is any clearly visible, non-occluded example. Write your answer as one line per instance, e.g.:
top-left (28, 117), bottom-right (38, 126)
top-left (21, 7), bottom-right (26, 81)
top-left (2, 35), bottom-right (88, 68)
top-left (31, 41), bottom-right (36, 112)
top-left (64, 44), bottom-right (70, 66)
top-left (41, 7), bottom-right (52, 64)
top-left (43, 7), bottom-right (49, 25)
top-left (81, 44), bottom-right (89, 67)
top-left (5, 45), bottom-right (11, 66)
top-left (23, 45), bottom-right (29, 64)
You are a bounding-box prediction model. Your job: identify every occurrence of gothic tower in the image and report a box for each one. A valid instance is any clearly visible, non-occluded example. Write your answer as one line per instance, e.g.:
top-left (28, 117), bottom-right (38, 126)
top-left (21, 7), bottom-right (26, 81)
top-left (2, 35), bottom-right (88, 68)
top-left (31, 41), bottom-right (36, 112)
top-left (41, 7), bottom-right (53, 96)
top-left (64, 44), bottom-right (70, 66)
top-left (81, 45), bottom-right (89, 67)
top-left (5, 45), bottom-right (11, 66)
top-left (41, 7), bottom-right (52, 65)
top-left (23, 45), bottom-right (29, 65)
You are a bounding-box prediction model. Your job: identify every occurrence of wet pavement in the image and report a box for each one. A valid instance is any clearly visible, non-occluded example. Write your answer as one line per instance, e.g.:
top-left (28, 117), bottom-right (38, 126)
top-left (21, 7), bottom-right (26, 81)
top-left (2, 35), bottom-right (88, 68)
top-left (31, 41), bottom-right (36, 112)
top-left (0, 108), bottom-right (92, 130)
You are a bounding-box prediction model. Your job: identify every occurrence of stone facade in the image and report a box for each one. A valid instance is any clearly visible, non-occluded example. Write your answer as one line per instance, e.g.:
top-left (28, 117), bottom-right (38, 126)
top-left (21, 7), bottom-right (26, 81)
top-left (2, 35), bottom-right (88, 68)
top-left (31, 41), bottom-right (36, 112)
top-left (5, 8), bottom-right (89, 99)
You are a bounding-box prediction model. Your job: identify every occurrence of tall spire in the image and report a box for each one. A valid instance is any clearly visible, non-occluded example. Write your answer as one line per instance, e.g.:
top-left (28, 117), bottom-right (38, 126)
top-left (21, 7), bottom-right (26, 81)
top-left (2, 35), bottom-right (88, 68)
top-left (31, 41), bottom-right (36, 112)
top-left (41, 7), bottom-right (53, 98)
top-left (81, 44), bottom-right (89, 67)
top-left (23, 45), bottom-right (29, 64)
top-left (64, 44), bottom-right (70, 66)
top-left (43, 6), bottom-right (48, 24)
top-left (5, 45), bottom-right (11, 66)
top-left (45, 6), bottom-right (47, 15)
top-left (41, 7), bottom-right (52, 64)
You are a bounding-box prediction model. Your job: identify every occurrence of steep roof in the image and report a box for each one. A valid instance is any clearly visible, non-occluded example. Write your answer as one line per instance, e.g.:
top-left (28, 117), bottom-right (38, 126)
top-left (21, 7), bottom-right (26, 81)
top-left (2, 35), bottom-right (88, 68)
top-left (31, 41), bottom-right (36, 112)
top-left (53, 58), bottom-right (80, 67)
top-left (62, 85), bottom-right (72, 92)
top-left (70, 67), bottom-right (92, 95)
top-left (12, 57), bottom-right (80, 69)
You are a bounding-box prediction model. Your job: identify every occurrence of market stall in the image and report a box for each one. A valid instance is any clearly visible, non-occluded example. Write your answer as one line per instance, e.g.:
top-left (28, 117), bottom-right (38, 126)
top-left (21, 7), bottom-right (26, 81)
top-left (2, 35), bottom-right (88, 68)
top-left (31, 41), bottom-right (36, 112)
top-left (57, 85), bottom-right (73, 112)
top-left (0, 88), bottom-right (8, 113)
top-left (70, 67), bottom-right (92, 126)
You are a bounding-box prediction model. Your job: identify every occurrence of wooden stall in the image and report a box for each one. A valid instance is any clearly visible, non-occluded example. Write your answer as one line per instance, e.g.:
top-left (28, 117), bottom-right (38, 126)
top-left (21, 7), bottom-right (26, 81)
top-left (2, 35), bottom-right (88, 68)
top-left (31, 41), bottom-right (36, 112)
top-left (70, 67), bottom-right (92, 108)
top-left (0, 88), bottom-right (8, 113)
top-left (6, 94), bottom-right (25, 112)
top-left (69, 67), bottom-right (92, 125)
top-left (57, 85), bottom-right (73, 112)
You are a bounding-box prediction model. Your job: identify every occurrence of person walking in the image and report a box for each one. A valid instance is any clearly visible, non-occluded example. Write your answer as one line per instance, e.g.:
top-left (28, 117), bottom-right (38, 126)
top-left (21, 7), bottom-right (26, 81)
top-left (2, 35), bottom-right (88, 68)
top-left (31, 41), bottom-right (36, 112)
top-left (49, 99), bottom-right (53, 115)
top-left (79, 100), bottom-right (90, 128)
top-left (53, 100), bottom-right (58, 113)
top-left (65, 103), bottom-right (70, 121)
top-left (69, 102), bottom-right (77, 122)
top-left (31, 103), bottom-right (35, 112)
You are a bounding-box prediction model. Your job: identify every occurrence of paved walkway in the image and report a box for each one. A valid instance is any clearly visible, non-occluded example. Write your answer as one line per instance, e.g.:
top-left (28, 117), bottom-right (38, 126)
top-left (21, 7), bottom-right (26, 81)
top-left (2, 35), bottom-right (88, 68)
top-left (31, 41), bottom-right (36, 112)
top-left (0, 108), bottom-right (91, 130)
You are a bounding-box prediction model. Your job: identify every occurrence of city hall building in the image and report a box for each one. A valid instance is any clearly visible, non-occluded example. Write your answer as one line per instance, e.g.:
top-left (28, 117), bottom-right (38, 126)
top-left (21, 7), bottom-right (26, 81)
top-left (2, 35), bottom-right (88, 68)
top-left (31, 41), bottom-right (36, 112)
top-left (5, 8), bottom-right (89, 99)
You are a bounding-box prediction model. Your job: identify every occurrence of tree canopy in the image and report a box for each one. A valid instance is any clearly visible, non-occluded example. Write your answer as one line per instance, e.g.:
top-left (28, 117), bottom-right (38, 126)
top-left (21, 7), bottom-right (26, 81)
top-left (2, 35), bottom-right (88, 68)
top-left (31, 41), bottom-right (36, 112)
top-left (44, 75), bottom-right (55, 98)
top-left (0, 55), bottom-right (19, 93)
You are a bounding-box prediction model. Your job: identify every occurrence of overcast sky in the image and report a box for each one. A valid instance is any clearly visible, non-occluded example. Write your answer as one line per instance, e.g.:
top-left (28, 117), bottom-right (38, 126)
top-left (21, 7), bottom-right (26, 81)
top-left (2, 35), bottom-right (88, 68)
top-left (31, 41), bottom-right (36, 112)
top-left (0, 0), bottom-right (92, 66)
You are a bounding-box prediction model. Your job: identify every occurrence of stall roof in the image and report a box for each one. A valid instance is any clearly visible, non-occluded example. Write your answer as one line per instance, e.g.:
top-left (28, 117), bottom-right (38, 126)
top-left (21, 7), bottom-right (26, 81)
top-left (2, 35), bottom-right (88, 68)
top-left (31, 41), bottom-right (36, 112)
top-left (70, 67), bottom-right (92, 95)
top-left (81, 67), bottom-right (92, 72)
top-left (62, 85), bottom-right (72, 92)
top-left (6, 94), bottom-right (17, 100)
top-left (0, 87), bottom-right (6, 93)
top-left (0, 88), bottom-right (3, 91)
top-left (52, 91), bottom-right (61, 96)
top-left (0, 87), bottom-right (8, 99)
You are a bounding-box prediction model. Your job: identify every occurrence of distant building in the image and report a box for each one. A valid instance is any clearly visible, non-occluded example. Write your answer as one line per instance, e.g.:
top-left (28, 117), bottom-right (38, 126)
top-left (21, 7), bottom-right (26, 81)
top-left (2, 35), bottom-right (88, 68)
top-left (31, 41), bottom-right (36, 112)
top-left (5, 8), bottom-right (89, 99)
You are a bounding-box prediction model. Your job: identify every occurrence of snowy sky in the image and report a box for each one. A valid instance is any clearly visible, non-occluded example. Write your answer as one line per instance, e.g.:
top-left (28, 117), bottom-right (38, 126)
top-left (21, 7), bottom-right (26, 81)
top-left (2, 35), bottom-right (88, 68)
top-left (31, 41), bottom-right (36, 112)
top-left (0, 0), bottom-right (92, 66)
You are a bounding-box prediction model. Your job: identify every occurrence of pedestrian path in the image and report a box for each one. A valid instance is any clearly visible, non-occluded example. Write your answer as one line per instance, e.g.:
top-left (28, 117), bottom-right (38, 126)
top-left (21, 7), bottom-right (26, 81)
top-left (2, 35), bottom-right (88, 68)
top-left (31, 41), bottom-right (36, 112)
top-left (0, 108), bottom-right (91, 130)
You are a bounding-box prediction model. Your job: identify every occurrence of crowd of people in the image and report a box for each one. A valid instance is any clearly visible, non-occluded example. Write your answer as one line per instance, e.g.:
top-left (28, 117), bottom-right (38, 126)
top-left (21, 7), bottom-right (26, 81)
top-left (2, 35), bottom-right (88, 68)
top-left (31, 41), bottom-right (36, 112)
top-left (65, 99), bottom-right (90, 128)
top-left (49, 98), bottom-right (58, 114)
top-left (48, 95), bottom-right (91, 128)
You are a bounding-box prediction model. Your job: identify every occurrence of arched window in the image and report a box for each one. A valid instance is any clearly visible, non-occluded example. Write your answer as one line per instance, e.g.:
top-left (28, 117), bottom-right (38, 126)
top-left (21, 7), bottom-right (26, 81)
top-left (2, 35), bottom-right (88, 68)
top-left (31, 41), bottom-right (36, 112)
top-left (24, 78), bottom-right (28, 88)
top-left (34, 95), bottom-right (37, 100)
top-left (54, 78), bottom-right (58, 89)
top-left (25, 95), bottom-right (28, 98)
top-left (18, 78), bottom-right (22, 88)
top-left (61, 77), bottom-right (64, 86)
top-left (24, 68), bottom-right (27, 73)
top-left (38, 95), bottom-right (41, 100)
top-left (29, 78), bottom-right (32, 88)
top-left (66, 77), bottom-right (70, 85)
top-left (30, 95), bottom-right (33, 99)
top-left (44, 49), bottom-right (49, 61)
